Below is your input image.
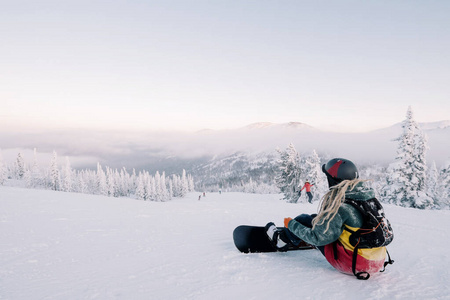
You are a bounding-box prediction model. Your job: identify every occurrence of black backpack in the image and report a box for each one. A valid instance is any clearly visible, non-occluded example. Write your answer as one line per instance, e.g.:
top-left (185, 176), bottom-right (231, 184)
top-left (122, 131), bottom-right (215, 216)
top-left (343, 198), bottom-right (394, 280)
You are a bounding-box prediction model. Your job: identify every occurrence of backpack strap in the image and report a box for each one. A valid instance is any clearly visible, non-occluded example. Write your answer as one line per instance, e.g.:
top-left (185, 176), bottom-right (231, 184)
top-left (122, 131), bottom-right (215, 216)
top-left (332, 241), bottom-right (338, 260)
top-left (351, 245), bottom-right (394, 279)
top-left (380, 249), bottom-right (395, 272)
top-left (351, 244), bottom-right (370, 280)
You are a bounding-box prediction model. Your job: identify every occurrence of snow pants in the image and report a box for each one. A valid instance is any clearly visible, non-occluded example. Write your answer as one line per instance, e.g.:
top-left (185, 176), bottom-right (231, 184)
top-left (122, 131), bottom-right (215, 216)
top-left (306, 192), bottom-right (313, 203)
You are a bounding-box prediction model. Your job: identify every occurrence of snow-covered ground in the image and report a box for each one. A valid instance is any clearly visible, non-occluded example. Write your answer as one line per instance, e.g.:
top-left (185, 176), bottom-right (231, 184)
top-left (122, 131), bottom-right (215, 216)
top-left (1, 186), bottom-right (449, 300)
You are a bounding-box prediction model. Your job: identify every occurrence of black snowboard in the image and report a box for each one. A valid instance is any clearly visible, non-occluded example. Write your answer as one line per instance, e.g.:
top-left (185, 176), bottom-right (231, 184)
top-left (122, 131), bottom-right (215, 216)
top-left (233, 225), bottom-right (314, 253)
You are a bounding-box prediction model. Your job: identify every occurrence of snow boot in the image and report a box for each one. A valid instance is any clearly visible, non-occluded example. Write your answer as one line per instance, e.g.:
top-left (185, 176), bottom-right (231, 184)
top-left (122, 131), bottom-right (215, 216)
top-left (265, 222), bottom-right (290, 251)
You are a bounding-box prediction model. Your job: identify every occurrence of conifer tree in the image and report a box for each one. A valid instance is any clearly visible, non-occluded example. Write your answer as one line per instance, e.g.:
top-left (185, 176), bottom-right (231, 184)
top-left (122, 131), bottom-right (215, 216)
top-left (276, 143), bottom-right (302, 203)
top-left (135, 172), bottom-right (146, 200)
top-left (302, 150), bottom-right (327, 202)
top-left (383, 107), bottom-right (433, 208)
top-left (181, 169), bottom-right (189, 197)
top-left (149, 175), bottom-right (156, 201)
top-left (49, 151), bottom-right (60, 191)
top-left (414, 130), bottom-right (428, 191)
top-left (172, 174), bottom-right (181, 197)
top-left (427, 161), bottom-right (439, 207)
top-left (160, 172), bottom-right (170, 201)
top-left (62, 157), bottom-right (73, 192)
top-left (97, 163), bottom-right (107, 195)
top-left (16, 152), bottom-right (26, 179)
top-left (168, 179), bottom-right (174, 198)
top-left (187, 174), bottom-right (195, 192)
top-left (78, 171), bottom-right (88, 194)
top-left (438, 161), bottom-right (450, 209)
top-left (0, 150), bottom-right (5, 185)
top-left (154, 171), bottom-right (163, 201)
top-left (30, 149), bottom-right (42, 188)
top-left (119, 167), bottom-right (131, 197)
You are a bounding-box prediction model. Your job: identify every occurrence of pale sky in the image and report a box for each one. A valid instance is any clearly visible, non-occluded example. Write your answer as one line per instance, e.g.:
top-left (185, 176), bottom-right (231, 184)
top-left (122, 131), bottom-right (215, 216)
top-left (1, 0), bottom-right (449, 132)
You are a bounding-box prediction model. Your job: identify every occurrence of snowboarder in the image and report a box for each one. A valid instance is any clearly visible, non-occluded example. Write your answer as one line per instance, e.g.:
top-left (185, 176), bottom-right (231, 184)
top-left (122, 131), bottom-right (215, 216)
top-left (300, 181), bottom-right (314, 203)
top-left (266, 158), bottom-right (392, 279)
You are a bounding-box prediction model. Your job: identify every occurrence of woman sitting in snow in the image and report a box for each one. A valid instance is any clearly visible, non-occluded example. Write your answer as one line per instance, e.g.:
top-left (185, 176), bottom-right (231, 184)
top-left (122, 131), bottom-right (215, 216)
top-left (266, 158), bottom-right (393, 279)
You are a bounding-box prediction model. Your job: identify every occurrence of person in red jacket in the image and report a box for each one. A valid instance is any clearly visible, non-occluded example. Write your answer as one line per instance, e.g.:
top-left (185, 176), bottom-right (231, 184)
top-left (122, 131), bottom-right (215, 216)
top-left (300, 181), bottom-right (314, 203)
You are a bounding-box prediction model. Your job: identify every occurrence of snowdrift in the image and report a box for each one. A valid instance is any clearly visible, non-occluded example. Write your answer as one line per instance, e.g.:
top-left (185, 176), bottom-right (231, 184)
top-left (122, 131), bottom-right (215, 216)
top-left (1, 187), bottom-right (449, 299)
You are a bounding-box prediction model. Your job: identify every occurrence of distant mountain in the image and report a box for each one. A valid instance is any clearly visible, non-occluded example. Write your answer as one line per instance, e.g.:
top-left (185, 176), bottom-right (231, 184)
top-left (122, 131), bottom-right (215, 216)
top-left (1, 120), bottom-right (448, 190)
top-left (191, 151), bottom-right (280, 192)
top-left (419, 120), bottom-right (450, 130)
top-left (242, 122), bottom-right (276, 130)
top-left (185, 120), bottom-right (450, 191)
top-left (241, 122), bottom-right (316, 131)
top-left (373, 120), bottom-right (450, 133)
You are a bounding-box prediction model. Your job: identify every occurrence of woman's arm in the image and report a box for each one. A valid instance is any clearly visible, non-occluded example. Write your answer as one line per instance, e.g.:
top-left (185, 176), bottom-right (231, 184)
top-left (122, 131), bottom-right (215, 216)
top-left (287, 209), bottom-right (347, 246)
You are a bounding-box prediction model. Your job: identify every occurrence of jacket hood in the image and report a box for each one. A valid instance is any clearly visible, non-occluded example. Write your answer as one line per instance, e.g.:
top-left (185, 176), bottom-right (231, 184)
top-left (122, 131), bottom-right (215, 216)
top-left (345, 182), bottom-right (375, 201)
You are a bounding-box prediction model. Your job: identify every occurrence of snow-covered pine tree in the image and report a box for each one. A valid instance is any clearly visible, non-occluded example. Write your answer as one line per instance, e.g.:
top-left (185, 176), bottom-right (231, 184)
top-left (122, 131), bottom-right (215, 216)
top-left (303, 150), bottom-right (327, 202)
top-left (276, 143), bottom-right (302, 203)
top-left (437, 161), bottom-right (450, 209)
top-left (160, 172), bottom-right (170, 201)
top-left (97, 163), bottom-right (107, 196)
top-left (382, 106), bottom-right (433, 209)
top-left (0, 150), bottom-right (6, 185)
top-left (61, 157), bottom-right (73, 192)
top-left (49, 151), bottom-right (60, 191)
top-left (131, 168), bottom-right (137, 193)
top-left (187, 174), bottom-right (195, 192)
top-left (23, 168), bottom-right (31, 188)
top-left (243, 178), bottom-right (256, 193)
top-left (149, 175), bottom-right (156, 201)
top-left (81, 169), bottom-right (97, 194)
top-left (412, 125), bottom-right (434, 208)
top-left (106, 167), bottom-right (120, 197)
top-left (168, 178), bottom-right (174, 198)
top-left (29, 148), bottom-right (42, 188)
top-left (77, 171), bottom-right (88, 194)
top-left (135, 172), bottom-right (146, 200)
top-left (16, 152), bottom-right (26, 179)
top-left (171, 174), bottom-right (180, 197)
top-left (414, 130), bottom-right (428, 192)
top-left (427, 161), bottom-right (439, 207)
top-left (119, 167), bottom-right (132, 197)
top-left (181, 169), bottom-right (189, 197)
top-left (154, 171), bottom-right (163, 201)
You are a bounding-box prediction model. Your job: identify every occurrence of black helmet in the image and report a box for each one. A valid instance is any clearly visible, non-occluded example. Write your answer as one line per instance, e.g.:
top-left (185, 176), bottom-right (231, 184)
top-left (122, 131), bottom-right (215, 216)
top-left (322, 158), bottom-right (359, 187)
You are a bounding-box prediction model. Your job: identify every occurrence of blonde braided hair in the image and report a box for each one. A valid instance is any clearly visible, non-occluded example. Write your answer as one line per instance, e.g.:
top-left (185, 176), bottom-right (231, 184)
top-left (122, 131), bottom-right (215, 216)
top-left (311, 178), bottom-right (366, 232)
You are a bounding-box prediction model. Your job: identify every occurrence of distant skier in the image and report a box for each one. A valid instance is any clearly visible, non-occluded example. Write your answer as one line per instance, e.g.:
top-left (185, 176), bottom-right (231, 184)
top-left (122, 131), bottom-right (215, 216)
top-left (265, 158), bottom-right (393, 279)
top-left (300, 181), bottom-right (314, 203)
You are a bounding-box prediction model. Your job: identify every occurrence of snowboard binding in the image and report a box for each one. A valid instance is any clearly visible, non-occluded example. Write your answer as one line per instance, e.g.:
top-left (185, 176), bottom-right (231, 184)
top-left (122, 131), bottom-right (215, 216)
top-left (265, 222), bottom-right (314, 252)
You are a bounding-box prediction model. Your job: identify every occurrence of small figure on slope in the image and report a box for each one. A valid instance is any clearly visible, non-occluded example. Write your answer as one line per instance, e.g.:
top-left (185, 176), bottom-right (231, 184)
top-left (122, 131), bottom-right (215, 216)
top-left (300, 181), bottom-right (314, 203)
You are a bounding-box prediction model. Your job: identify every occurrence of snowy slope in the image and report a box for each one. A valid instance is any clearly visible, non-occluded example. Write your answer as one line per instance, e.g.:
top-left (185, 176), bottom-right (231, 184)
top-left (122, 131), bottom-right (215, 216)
top-left (1, 187), bottom-right (449, 300)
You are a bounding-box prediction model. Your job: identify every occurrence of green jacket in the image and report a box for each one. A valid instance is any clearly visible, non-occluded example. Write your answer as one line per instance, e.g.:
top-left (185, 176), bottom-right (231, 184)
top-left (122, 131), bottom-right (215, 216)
top-left (287, 182), bottom-right (376, 246)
